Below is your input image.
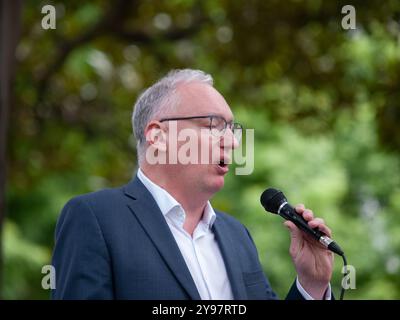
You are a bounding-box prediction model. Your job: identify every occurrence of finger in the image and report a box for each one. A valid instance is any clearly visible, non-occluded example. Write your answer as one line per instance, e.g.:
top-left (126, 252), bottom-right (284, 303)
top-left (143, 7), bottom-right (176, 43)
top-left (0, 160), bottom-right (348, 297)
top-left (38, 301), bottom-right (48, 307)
top-left (309, 219), bottom-right (332, 238)
top-left (318, 224), bottom-right (332, 238)
top-left (301, 209), bottom-right (314, 221)
top-left (317, 224), bottom-right (332, 238)
top-left (294, 204), bottom-right (305, 214)
top-left (284, 220), bottom-right (304, 242)
top-left (284, 220), bottom-right (297, 232)
top-left (308, 217), bottom-right (325, 226)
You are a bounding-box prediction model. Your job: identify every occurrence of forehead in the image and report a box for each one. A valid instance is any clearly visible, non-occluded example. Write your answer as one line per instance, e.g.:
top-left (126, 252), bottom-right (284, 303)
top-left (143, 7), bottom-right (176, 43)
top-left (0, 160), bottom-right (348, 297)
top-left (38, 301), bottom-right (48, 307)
top-left (175, 82), bottom-right (234, 120)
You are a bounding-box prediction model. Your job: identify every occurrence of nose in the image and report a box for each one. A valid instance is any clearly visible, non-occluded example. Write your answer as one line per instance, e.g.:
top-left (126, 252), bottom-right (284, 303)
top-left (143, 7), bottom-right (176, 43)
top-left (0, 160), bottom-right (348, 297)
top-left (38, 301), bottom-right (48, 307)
top-left (220, 127), bottom-right (240, 150)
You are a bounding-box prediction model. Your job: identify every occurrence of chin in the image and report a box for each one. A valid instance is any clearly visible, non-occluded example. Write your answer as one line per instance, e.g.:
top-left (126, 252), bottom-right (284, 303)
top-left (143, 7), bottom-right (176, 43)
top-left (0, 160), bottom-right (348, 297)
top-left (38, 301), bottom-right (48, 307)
top-left (208, 176), bottom-right (225, 193)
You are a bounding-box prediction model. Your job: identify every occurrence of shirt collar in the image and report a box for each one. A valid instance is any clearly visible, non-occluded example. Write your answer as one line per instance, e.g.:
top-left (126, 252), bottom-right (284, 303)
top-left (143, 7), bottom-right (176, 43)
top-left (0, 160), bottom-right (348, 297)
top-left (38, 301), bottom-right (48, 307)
top-left (202, 202), bottom-right (216, 228)
top-left (137, 168), bottom-right (216, 229)
top-left (137, 168), bottom-right (180, 216)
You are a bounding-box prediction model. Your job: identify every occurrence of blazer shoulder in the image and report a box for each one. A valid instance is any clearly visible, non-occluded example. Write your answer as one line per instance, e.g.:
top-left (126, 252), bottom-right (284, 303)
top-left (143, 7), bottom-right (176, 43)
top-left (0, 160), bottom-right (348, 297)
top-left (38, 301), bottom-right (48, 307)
top-left (65, 184), bottom-right (128, 211)
top-left (57, 185), bottom-right (127, 227)
top-left (69, 185), bottom-right (124, 204)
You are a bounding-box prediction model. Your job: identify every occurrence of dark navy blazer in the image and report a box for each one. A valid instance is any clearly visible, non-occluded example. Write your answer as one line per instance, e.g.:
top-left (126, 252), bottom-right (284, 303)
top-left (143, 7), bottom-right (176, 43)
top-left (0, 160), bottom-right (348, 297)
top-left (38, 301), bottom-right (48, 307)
top-left (51, 176), bottom-right (303, 299)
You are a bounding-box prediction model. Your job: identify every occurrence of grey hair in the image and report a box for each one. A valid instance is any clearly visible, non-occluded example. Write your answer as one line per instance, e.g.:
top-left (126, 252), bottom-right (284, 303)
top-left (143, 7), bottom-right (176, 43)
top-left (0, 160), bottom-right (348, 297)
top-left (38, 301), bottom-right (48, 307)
top-left (132, 69), bottom-right (214, 163)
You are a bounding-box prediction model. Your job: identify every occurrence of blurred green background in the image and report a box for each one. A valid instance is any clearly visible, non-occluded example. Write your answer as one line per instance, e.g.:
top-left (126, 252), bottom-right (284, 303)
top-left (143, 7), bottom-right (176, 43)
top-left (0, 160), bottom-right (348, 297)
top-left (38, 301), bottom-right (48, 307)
top-left (3, 0), bottom-right (400, 299)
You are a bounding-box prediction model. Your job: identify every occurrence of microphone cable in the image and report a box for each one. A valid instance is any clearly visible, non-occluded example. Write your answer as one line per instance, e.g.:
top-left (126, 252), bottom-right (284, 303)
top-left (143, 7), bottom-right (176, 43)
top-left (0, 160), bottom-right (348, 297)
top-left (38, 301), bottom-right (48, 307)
top-left (339, 253), bottom-right (348, 300)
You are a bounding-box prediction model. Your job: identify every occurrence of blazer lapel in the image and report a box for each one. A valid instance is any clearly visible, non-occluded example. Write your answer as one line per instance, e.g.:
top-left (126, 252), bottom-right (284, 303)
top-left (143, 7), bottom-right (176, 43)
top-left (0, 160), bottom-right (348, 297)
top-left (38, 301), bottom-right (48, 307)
top-left (213, 216), bottom-right (248, 299)
top-left (123, 177), bottom-right (201, 300)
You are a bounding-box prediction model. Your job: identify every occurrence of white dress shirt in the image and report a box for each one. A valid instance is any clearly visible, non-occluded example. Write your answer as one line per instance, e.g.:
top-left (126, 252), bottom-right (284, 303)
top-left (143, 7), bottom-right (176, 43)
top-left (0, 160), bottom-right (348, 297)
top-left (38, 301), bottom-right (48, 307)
top-left (137, 168), bottom-right (233, 299)
top-left (137, 168), bottom-right (330, 300)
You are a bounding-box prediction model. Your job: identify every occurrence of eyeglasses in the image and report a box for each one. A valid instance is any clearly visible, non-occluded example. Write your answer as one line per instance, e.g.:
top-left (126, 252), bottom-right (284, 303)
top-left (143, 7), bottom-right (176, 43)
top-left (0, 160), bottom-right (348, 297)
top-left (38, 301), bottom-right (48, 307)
top-left (159, 115), bottom-right (243, 142)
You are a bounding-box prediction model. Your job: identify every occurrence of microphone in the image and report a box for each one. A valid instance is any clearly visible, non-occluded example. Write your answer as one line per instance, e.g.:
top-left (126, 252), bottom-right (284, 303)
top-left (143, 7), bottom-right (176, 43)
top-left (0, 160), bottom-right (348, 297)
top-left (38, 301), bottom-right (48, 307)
top-left (260, 188), bottom-right (344, 256)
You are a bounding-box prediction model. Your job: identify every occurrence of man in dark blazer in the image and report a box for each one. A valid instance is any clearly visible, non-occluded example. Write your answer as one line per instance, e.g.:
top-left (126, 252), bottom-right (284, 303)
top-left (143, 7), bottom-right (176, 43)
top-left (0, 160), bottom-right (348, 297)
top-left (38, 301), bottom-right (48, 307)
top-left (52, 69), bottom-right (334, 300)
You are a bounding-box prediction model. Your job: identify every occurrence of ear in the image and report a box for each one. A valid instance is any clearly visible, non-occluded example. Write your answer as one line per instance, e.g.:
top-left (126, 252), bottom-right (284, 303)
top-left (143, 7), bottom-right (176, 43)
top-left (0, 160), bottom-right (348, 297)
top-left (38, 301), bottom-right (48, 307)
top-left (144, 121), bottom-right (167, 152)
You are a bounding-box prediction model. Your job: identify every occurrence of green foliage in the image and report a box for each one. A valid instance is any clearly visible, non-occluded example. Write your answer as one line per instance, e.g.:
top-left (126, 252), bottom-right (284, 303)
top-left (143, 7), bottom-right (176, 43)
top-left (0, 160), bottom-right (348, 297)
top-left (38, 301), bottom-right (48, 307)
top-left (6, 0), bottom-right (400, 299)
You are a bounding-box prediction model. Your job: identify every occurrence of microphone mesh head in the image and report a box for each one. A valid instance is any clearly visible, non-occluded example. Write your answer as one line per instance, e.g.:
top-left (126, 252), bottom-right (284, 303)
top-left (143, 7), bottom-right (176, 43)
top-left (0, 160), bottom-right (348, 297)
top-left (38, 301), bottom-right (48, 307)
top-left (260, 188), bottom-right (287, 214)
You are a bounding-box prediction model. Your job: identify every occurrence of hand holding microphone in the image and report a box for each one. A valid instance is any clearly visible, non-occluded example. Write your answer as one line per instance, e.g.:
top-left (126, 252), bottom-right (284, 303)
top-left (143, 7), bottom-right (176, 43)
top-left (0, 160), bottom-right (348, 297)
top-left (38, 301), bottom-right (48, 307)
top-left (260, 188), bottom-right (344, 256)
top-left (260, 188), bottom-right (347, 299)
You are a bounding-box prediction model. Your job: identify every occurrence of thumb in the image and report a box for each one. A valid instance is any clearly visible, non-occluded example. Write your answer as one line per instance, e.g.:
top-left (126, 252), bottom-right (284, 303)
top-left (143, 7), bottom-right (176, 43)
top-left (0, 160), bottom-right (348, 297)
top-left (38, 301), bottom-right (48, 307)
top-left (284, 220), bottom-right (301, 239)
top-left (284, 221), bottom-right (302, 256)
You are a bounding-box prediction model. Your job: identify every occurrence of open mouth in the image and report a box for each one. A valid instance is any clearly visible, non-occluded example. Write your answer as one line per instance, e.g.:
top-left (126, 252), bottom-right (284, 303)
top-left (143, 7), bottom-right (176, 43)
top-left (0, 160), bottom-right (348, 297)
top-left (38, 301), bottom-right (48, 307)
top-left (218, 160), bottom-right (228, 169)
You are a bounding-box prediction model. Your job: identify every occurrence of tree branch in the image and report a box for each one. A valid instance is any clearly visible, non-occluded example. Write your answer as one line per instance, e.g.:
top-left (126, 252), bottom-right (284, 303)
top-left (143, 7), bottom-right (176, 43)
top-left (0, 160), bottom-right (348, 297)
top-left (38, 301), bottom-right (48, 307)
top-left (35, 0), bottom-right (134, 106)
top-left (34, 1), bottom-right (207, 108)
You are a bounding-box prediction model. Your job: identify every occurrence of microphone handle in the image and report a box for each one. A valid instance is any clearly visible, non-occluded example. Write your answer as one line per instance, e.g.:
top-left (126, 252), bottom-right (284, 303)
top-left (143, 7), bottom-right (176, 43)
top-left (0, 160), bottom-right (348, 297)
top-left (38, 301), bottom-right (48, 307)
top-left (279, 203), bottom-right (325, 238)
top-left (279, 203), bottom-right (344, 256)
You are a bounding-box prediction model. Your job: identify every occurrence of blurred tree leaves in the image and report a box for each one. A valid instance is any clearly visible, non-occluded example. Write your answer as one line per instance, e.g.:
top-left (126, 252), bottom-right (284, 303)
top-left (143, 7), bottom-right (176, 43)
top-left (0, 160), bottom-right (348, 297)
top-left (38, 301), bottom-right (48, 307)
top-left (5, 0), bottom-right (400, 298)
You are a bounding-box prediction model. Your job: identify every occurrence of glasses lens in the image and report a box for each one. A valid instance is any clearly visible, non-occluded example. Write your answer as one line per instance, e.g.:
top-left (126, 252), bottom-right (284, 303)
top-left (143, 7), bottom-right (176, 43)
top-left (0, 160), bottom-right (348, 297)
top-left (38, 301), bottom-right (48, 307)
top-left (233, 123), bottom-right (243, 143)
top-left (210, 116), bottom-right (226, 137)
